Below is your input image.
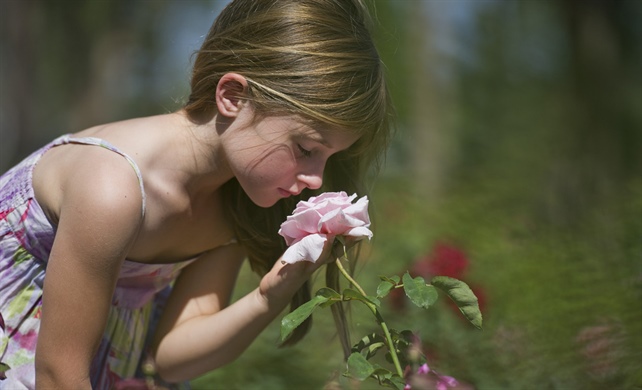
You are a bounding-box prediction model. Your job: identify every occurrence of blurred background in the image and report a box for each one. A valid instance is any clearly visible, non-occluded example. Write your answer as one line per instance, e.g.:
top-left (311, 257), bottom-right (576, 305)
top-left (1, 0), bottom-right (640, 389)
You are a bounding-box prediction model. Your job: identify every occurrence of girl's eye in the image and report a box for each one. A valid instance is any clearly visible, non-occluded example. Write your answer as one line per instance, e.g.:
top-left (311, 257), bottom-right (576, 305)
top-left (297, 144), bottom-right (312, 158)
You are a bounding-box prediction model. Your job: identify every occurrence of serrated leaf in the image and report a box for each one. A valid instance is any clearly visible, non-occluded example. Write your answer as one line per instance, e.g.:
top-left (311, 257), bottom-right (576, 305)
top-left (347, 352), bottom-right (375, 381)
top-left (432, 276), bottom-right (483, 329)
top-left (376, 280), bottom-right (395, 298)
top-left (280, 294), bottom-right (329, 341)
top-left (402, 272), bottom-right (438, 309)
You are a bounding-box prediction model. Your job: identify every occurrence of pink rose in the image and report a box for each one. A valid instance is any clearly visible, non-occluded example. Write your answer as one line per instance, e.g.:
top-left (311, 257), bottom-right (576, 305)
top-left (278, 192), bottom-right (372, 264)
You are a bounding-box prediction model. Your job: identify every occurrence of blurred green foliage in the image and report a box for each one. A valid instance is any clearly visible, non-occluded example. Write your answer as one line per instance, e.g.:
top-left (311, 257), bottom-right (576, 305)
top-left (2, 0), bottom-right (640, 389)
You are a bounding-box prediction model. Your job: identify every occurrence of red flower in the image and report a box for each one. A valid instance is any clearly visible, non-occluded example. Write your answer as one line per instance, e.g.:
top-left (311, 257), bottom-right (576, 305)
top-left (409, 242), bottom-right (469, 281)
top-left (427, 243), bottom-right (469, 279)
top-left (390, 241), bottom-right (486, 318)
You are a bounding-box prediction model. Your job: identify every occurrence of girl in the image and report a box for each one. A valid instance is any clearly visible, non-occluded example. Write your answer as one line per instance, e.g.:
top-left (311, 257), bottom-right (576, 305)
top-left (0, 0), bottom-right (393, 388)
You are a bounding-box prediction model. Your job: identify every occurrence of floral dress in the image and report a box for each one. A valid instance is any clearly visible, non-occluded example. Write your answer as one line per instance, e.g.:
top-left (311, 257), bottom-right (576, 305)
top-left (0, 134), bottom-right (193, 389)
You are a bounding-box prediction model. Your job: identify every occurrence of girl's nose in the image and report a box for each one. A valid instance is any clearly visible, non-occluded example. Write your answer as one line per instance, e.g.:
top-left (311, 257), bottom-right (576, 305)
top-left (297, 172), bottom-right (323, 190)
top-left (296, 158), bottom-right (325, 191)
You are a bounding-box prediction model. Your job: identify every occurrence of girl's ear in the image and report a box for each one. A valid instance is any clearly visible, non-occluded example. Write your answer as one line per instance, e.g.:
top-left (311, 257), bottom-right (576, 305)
top-left (216, 73), bottom-right (248, 118)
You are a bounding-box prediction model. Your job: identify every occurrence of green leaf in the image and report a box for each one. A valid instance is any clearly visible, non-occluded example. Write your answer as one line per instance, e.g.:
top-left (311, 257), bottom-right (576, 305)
top-left (368, 295), bottom-right (381, 307)
top-left (347, 352), bottom-right (375, 381)
top-left (351, 332), bottom-right (386, 355)
top-left (402, 272), bottom-right (438, 309)
top-left (366, 341), bottom-right (386, 359)
top-left (316, 287), bottom-right (342, 308)
top-left (317, 287), bottom-right (341, 299)
top-left (371, 365), bottom-right (394, 382)
top-left (379, 275), bottom-right (401, 285)
top-left (280, 294), bottom-right (329, 341)
top-left (343, 288), bottom-right (381, 307)
top-left (369, 363), bottom-right (405, 389)
top-left (432, 276), bottom-right (483, 330)
top-left (376, 280), bottom-right (395, 298)
top-left (351, 333), bottom-right (386, 360)
top-left (343, 288), bottom-right (366, 301)
top-left (386, 375), bottom-right (407, 390)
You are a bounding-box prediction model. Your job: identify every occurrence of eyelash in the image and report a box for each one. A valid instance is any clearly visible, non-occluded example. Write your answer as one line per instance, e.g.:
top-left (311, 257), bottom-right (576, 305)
top-left (297, 144), bottom-right (312, 158)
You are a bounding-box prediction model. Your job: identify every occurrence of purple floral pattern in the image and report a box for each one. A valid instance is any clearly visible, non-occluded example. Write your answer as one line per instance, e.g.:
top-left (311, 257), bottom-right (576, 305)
top-left (0, 135), bottom-right (192, 389)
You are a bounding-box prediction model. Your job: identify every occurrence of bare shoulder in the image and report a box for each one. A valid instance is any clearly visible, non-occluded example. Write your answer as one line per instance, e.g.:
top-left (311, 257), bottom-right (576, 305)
top-left (34, 139), bottom-right (144, 232)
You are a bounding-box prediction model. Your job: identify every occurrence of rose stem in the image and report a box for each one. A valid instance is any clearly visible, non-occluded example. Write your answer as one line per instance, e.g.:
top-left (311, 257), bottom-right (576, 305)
top-left (334, 252), bottom-right (404, 378)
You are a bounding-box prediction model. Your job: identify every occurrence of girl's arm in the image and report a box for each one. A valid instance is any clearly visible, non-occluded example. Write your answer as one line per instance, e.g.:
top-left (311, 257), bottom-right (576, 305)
top-left (34, 148), bottom-right (144, 388)
top-left (152, 241), bottom-right (333, 382)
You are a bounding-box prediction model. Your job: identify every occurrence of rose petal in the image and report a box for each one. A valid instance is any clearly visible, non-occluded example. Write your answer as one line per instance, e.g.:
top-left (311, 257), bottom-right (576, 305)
top-left (279, 192), bottom-right (372, 253)
top-left (278, 220), bottom-right (304, 245)
top-left (318, 207), bottom-right (369, 235)
top-left (308, 191), bottom-right (350, 204)
top-left (317, 208), bottom-right (349, 234)
top-left (280, 234), bottom-right (328, 264)
top-left (278, 209), bottom-right (323, 244)
top-left (312, 200), bottom-right (345, 218)
top-left (344, 226), bottom-right (373, 240)
top-left (292, 200), bottom-right (316, 214)
top-left (343, 196), bottom-right (370, 224)
top-left (341, 211), bottom-right (370, 229)
top-left (292, 208), bottom-right (323, 233)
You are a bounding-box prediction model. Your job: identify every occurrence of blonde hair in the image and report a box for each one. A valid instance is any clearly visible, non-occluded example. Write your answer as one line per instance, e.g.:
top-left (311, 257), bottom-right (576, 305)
top-left (184, 0), bottom-right (393, 356)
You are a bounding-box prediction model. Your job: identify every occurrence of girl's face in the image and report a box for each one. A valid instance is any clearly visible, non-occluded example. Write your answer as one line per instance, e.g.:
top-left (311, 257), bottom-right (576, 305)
top-left (223, 113), bottom-right (358, 208)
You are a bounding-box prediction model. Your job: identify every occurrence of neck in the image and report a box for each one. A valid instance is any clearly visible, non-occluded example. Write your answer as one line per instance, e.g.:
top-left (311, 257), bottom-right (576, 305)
top-left (165, 110), bottom-right (233, 198)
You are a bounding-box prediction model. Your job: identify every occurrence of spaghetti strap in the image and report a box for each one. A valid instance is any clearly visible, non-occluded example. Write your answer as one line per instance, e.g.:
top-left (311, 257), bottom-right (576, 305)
top-left (57, 135), bottom-right (147, 219)
top-left (1, 134), bottom-right (190, 388)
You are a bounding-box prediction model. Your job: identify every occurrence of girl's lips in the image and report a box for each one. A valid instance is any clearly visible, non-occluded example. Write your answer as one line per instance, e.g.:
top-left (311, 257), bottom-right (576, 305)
top-left (278, 188), bottom-right (293, 197)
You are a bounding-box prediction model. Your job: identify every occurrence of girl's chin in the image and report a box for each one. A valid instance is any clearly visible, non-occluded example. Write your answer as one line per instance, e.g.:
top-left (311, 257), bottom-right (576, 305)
top-left (248, 194), bottom-right (280, 209)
